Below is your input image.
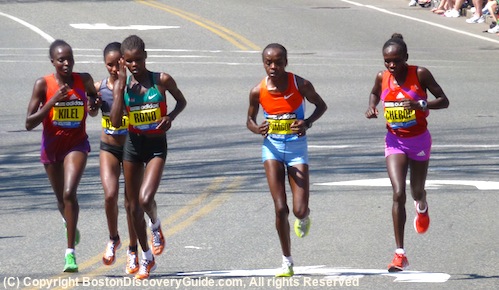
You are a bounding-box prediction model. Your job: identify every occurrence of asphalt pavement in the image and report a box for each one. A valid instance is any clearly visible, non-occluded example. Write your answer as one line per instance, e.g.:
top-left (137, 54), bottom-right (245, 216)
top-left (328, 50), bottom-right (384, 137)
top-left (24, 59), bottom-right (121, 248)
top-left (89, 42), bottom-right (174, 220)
top-left (0, 0), bottom-right (498, 289)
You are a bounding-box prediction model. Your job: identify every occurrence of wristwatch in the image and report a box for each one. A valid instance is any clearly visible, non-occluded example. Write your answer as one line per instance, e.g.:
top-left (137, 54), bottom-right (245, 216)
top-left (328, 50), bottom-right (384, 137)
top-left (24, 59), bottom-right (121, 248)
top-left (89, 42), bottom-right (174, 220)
top-left (418, 100), bottom-right (428, 111)
top-left (305, 119), bottom-right (313, 129)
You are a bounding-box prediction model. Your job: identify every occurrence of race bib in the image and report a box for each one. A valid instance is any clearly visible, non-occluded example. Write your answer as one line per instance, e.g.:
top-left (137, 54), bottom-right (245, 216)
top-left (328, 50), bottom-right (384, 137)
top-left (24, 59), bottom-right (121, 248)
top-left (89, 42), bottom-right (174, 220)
top-left (384, 103), bottom-right (416, 129)
top-left (267, 113), bottom-right (297, 135)
top-left (102, 115), bottom-right (128, 135)
top-left (52, 100), bottom-right (84, 128)
top-left (129, 103), bottom-right (161, 131)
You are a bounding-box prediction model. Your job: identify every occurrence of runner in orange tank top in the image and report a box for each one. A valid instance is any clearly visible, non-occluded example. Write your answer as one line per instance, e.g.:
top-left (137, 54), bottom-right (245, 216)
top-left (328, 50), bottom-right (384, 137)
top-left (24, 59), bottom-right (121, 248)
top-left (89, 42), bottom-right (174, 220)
top-left (365, 33), bottom-right (449, 272)
top-left (247, 43), bottom-right (327, 277)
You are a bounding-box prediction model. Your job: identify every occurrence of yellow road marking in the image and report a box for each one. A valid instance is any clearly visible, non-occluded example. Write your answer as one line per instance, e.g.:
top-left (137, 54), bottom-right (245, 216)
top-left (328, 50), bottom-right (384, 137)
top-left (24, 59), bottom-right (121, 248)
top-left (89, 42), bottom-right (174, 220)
top-left (35, 176), bottom-right (242, 290)
top-left (136, 0), bottom-right (260, 51)
top-left (66, 177), bottom-right (225, 274)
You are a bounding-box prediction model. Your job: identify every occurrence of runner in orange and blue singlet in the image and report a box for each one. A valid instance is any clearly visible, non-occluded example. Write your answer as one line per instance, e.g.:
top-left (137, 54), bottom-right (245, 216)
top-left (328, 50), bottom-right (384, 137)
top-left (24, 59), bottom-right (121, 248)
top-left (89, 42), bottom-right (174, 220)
top-left (260, 72), bottom-right (308, 166)
top-left (366, 33), bottom-right (449, 273)
top-left (247, 43), bottom-right (327, 278)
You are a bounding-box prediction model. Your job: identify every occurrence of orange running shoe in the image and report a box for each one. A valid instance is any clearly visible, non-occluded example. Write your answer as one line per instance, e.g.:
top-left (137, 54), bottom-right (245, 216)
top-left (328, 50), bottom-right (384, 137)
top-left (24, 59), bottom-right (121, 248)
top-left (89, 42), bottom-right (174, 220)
top-left (126, 250), bottom-right (139, 274)
top-left (135, 257), bottom-right (156, 280)
top-left (151, 225), bottom-right (165, 255)
top-left (102, 239), bottom-right (121, 265)
top-left (388, 253), bottom-right (409, 272)
top-left (414, 202), bottom-right (430, 234)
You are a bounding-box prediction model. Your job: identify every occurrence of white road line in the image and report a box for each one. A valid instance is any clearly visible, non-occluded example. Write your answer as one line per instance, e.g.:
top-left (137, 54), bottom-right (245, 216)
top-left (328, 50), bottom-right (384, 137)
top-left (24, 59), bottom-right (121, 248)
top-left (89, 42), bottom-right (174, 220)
top-left (342, 0), bottom-right (499, 44)
top-left (70, 23), bottom-right (180, 30)
top-left (177, 265), bottom-right (450, 283)
top-left (0, 11), bottom-right (54, 43)
top-left (316, 178), bottom-right (499, 190)
top-left (310, 144), bottom-right (499, 149)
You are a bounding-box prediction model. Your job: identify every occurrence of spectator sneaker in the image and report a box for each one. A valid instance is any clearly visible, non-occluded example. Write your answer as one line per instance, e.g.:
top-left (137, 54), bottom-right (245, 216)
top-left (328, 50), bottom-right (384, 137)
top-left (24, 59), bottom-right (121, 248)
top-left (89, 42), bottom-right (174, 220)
top-left (488, 25), bottom-right (499, 33)
top-left (466, 15), bottom-right (485, 23)
top-left (444, 9), bottom-right (460, 17)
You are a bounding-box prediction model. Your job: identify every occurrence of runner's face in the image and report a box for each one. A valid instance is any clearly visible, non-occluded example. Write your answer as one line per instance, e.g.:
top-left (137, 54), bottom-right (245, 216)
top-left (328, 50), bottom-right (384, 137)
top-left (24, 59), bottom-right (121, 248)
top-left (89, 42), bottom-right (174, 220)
top-left (105, 50), bottom-right (122, 79)
top-left (51, 46), bottom-right (74, 77)
top-left (123, 48), bottom-right (147, 76)
top-left (263, 48), bottom-right (287, 79)
top-left (383, 45), bottom-right (407, 76)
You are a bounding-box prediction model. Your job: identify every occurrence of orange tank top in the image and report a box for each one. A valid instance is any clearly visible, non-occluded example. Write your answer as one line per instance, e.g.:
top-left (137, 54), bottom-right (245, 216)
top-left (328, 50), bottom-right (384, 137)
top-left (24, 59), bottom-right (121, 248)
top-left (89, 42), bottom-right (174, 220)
top-left (42, 73), bottom-right (88, 144)
top-left (380, 65), bottom-right (429, 137)
top-left (259, 73), bottom-right (305, 140)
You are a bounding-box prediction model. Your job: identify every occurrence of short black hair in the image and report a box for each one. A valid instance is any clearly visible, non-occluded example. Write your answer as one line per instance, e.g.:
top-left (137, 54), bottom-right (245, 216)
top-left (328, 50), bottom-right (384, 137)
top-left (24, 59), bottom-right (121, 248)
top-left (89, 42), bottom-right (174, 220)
top-left (49, 39), bottom-right (71, 59)
top-left (262, 43), bottom-right (287, 60)
top-left (121, 35), bottom-right (145, 54)
top-left (103, 42), bottom-right (121, 59)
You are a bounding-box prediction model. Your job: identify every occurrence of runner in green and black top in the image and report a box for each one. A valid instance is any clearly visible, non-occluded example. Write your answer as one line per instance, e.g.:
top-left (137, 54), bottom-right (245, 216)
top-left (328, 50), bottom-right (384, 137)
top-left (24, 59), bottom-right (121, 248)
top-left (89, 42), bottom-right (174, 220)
top-left (110, 35), bottom-right (187, 280)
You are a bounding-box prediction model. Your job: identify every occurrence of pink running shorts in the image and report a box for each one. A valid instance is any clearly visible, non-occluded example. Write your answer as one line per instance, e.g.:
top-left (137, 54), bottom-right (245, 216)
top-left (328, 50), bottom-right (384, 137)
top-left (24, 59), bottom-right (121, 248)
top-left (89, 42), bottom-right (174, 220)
top-left (385, 130), bottom-right (431, 161)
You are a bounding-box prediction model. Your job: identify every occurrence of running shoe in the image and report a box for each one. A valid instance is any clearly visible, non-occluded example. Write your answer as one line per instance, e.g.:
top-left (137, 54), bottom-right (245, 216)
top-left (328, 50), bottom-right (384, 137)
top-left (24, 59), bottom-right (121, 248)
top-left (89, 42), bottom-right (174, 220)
top-left (408, 0), bottom-right (417, 6)
top-left (488, 25), bottom-right (499, 33)
top-left (64, 223), bottom-right (80, 246)
top-left (414, 202), bottom-right (430, 234)
top-left (63, 253), bottom-right (78, 273)
top-left (135, 258), bottom-right (156, 280)
top-left (388, 253), bottom-right (409, 272)
top-left (102, 239), bottom-right (121, 265)
top-left (126, 250), bottom-right (139, 274)
top-left (294, 216), bottom-right (311, 238)
top-left (275, 262), bottom-right (294, 277)
top-left (466, 15), bottom-right (485, 24)
top-left (444, 9), bottom-right (460, 17)
top-left (151, 225), bottom-right (165, 255)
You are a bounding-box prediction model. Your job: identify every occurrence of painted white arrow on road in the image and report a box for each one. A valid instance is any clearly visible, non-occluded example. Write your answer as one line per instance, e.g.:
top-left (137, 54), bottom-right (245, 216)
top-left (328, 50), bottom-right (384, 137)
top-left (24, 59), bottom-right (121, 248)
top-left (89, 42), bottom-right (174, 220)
top-left (176, 265), bottom-right (450, 283)
top-left (70, 23), bottom-right (179, 30)
top-left (316, 178), bottom-right (499, 190)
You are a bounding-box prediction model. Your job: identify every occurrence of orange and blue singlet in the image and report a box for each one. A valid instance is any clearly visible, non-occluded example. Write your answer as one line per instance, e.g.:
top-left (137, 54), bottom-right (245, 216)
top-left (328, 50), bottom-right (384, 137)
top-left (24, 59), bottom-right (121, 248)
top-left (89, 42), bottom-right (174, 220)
top-left (259, 72), bottom-right (308, 166)
top-left (40, 73), bottom-right (90, 164)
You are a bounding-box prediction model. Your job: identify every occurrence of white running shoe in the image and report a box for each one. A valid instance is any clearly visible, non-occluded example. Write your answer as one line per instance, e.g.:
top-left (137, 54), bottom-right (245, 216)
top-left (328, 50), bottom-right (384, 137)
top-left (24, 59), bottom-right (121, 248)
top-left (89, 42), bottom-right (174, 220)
top-left (488, 25), bottom-right (499, 33)
top-left (466, 15), bottom-right (485, 24)
top-left (408, 0), bottom-right (417, 6)
top-left (444, 9), bottom-right (460, 18)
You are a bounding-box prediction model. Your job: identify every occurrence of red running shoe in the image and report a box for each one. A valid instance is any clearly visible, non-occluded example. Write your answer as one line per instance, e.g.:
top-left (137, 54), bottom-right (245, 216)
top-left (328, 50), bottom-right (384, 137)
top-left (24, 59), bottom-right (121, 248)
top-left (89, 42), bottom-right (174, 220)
top-left (388, 253), bottom-right (409, 272)
top-left (414, 201), bottom-right (430, 234)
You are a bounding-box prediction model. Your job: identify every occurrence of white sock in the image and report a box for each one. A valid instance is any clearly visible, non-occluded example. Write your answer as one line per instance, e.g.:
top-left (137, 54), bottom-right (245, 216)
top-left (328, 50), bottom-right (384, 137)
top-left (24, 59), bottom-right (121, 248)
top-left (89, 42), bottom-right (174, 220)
top-left (142, 249), bottom-right (153, 261)
top-left (66, 248), bottom-right (75, 255)
top-left (149, 218), bottom-right (161, 230)
top-left (416, 202), bottom-right (428, 213)
top-left (395, 248), bottom-right (405, 255)
top-left (282, 255), bottom-right (293, 266)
